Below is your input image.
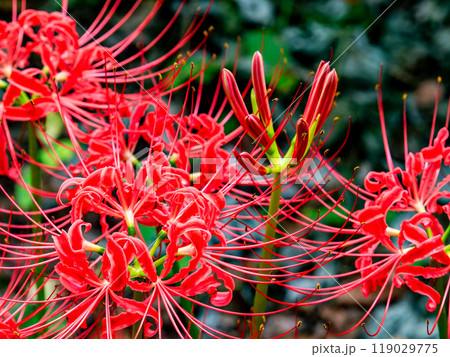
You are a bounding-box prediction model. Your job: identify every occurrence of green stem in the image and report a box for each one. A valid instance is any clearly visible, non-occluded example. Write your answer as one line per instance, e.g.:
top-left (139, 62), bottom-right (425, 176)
top-left (436, 275), bottom-right (448, 339)
top-left (130, 229), bottom-right (167, 338)
top-left (149, 230), bottom-right (167, 257)
top-left (154, 255), bottom-right (167, 267)
top-left (127, 225), bottom-right (144, 339)
top-left (442, 224), bottom-right (450, 245)
top-left (252, 172), bottom-right (282, 335)
top-left (28, 122), bottom-right (42, 210)
top-left (132, 291), bottom-right (144, 339)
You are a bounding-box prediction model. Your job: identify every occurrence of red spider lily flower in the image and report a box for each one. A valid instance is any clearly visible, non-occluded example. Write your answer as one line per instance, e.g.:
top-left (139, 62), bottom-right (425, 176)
top-left (68, 98), bottom-right (171, 175)
top-left (311, 76), bottom-right (450, 338)
top-left (0, 9), bottom-right (121, 122)
top-left (0, 0), bottom-right (214, 199)
top-left (1, 1), bottom-right (212, 119)
top-left (58, 138), bottom-right (227, 236)
top-left (345, 121), bottom-right (450, 335)
top-left (168, 113), bottom-right (230, 192)
top-left (50, 214), bottom-right (234, 338)
top-left (164, 187), bottom-right (226, 242)
top-left (58, 160), bottom-right (187, 231)
top-left (359, 127), bottom-right (450, 216)
top-left (52, 222), bottom-right (160, 338)
top-left (354, 212), bottom-right (450, 300)
top-left (53, 220), bottom-right (105, 293)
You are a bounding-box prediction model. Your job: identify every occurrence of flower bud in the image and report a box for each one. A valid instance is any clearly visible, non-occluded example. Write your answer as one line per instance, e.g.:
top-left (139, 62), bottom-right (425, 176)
top-left (251, 51), bottom-right (272, 128)
top-left (245, 114), bottom-right (270, 147)
top-left (303, 61), bottom-right (338, 135)
top-left (293, 119), bottom-right (309, 161)
top-left (236, 152), bottom-right (271, 175)
top-left (222, 68), bottom-right (249, 125)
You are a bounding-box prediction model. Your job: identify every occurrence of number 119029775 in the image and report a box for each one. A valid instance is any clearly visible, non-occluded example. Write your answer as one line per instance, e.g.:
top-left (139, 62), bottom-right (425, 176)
top-left (371, 343), bottom-right (438, 354)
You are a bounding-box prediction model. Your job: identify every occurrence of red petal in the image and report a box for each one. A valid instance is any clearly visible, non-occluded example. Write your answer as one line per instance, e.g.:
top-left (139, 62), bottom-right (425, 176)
top-left (9, 69), bottom-right (52, 97)
top-left (401, 236), bottom-right (446, 265)
top-left (404, 275), bottom-right (441, 311)
top-left (102, 237), bottom-right (130, 291)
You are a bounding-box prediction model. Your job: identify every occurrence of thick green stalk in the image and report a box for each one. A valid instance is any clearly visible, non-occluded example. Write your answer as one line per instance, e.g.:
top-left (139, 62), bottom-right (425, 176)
top-left (28, 122), bottom-right (42, 209)
top-left (436, 275), bottom-right (448, 339)
top-left (132, 290), bottom-right (144, 339)
top-left (127, 223), bottom-right (144, 339)
top-left (131, 230), bottom-right (166, 338)
top-left (442, 224), bottom-right (450, 245)
top-left (252, 172), bottom-right (282, 334)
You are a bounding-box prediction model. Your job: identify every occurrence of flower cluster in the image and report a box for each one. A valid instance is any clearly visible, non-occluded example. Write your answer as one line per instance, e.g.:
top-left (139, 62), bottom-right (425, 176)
top-left (301, 79), bottom-right (450, 338)
top-left (0, 0), bottom-right (347, 339)
top-left (345, 84), bottom-right (450, 337)
top-left (2, 0), bottom-right (448, 341)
